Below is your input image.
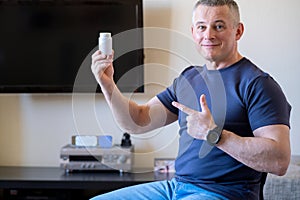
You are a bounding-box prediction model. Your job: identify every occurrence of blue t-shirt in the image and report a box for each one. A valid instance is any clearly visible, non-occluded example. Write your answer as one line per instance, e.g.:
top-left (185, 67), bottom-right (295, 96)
top-left (157, 58), bottom-right (291, 199)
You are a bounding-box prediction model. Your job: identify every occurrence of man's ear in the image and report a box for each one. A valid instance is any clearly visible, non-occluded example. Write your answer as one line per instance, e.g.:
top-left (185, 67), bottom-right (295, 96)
top-left (236, 22), bottom-right (244, 41)
top-left (191, 25), bottom-right (197, 41)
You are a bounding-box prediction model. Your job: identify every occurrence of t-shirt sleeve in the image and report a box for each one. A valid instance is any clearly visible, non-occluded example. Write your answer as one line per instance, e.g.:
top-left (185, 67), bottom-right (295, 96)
top-left (156, 78), bottom-right (179, 115)
top-left (245, 75), bottom-right (291, 131)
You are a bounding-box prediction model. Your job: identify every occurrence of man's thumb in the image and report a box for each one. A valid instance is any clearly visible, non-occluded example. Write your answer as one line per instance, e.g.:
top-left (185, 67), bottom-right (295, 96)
top-left (200, 94), bottom-right (209, 113)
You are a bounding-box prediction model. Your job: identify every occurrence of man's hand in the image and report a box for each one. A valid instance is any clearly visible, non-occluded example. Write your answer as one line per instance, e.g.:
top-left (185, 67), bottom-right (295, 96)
top-left (91, 50), bottom-right (114, 87)
top-left (172, 94), bottom-right (216, 140)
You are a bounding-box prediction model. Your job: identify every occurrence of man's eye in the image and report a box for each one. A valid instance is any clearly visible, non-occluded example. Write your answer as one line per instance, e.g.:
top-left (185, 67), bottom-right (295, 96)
top-left (197, 25), bottom-right (206, 31)
top-left (215, 25), bottom-right (225, 31)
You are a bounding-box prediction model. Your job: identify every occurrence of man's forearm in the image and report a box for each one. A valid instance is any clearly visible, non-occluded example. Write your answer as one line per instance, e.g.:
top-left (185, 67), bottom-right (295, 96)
top-left (217, 128), bottom-right (290, 176)
top-left (100, 80), bottom-right (173, 134)
top-left (100, 81), bottom-right (149, 133)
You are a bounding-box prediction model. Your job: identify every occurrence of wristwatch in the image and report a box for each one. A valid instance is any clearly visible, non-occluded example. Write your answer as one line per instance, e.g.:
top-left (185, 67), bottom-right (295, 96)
top-left (206, 126), bottom-right (222, 146)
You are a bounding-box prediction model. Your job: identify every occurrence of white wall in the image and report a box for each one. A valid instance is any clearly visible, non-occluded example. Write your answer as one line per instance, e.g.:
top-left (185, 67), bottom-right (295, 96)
top-left (0, 0), bottom-right (299, 168)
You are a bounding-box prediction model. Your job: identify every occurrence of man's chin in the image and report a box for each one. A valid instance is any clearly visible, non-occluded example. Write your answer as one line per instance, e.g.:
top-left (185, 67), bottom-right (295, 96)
top-left (196, 48), bottom-right (216, 60)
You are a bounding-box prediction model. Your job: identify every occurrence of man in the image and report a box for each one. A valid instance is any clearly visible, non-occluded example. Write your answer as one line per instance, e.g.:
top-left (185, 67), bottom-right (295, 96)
top-left (90, 0), bottom-right (291, 199)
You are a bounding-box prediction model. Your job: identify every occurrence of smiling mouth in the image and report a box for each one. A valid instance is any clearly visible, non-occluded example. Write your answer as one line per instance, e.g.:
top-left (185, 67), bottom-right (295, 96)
top-left (201, 44), bottom-right (220, 47)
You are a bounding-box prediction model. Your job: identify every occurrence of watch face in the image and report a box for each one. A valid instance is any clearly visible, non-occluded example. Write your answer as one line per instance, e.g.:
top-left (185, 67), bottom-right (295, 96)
top-left (207, 132), bottom-right (219, 144)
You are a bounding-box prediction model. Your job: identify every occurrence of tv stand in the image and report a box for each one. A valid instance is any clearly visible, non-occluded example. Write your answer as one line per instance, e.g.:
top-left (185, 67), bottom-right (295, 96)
top-left (0, 166), bottom-right (173, 200)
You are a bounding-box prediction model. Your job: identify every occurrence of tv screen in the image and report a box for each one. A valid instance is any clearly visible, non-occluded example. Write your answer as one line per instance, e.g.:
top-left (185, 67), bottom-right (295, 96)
top-left (0, 0), bottom-right (144, 93)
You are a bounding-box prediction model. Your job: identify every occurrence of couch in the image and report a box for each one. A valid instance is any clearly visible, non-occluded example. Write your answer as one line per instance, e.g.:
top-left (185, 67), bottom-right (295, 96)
top-left (264, 155), bottom-right (300, 200)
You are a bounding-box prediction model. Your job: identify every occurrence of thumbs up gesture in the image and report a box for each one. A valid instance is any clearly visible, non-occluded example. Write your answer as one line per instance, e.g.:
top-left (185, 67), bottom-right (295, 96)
top-left (172, 94), bottom-right (216, 140)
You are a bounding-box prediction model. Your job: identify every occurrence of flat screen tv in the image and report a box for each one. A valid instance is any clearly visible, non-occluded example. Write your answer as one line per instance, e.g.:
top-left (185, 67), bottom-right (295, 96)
top-left (0, 0), bottom-right (144, 93)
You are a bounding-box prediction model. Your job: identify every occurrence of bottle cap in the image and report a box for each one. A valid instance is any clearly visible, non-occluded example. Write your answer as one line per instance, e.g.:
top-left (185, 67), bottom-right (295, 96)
top-left (99, 32), bottom-right (111, 38)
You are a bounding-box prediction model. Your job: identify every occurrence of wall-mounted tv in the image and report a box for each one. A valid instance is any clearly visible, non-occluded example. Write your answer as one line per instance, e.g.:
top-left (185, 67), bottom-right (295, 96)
top-left (0, 0), bottom-right (144, 93)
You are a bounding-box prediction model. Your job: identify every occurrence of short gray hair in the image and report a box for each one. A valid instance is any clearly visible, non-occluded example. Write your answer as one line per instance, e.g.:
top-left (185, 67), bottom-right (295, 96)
top-left (193, 0), bottom-right (240, 26)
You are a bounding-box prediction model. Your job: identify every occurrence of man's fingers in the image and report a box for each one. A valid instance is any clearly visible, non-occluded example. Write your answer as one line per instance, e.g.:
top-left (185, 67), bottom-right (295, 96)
top-left (172, 101), bottom-right (195, 115)
top-left (172, 94), bottom-right (210, 115)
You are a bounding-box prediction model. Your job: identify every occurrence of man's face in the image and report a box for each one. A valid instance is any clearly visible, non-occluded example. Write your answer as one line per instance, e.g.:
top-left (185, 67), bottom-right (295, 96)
top-left (191, 5), bottom-right (243, 65)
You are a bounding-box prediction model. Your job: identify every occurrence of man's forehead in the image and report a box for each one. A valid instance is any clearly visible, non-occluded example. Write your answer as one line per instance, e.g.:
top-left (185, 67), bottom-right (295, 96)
top-left (193, 5), bottom-right (232, 24)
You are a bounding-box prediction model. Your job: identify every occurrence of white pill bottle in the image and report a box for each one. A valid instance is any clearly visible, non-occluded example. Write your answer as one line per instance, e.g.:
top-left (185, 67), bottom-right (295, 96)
top-left (98, 32), bottom-right (112, 56)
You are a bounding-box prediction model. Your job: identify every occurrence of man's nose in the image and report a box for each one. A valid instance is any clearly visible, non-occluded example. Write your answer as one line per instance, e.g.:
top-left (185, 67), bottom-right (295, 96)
top-left (204, 27), bottom-right (215, 40)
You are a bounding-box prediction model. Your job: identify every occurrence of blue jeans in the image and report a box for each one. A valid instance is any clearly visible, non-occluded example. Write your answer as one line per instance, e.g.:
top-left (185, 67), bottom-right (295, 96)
top-left (90, 178), bottom-right (228, 200)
